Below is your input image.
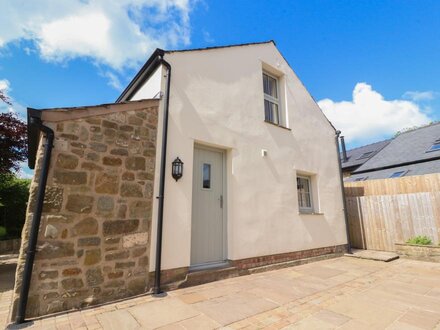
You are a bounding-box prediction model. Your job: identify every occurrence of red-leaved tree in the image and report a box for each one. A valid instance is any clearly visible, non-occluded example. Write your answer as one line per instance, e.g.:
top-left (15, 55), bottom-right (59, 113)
top-left (0, 112), bottom-right (27, 174)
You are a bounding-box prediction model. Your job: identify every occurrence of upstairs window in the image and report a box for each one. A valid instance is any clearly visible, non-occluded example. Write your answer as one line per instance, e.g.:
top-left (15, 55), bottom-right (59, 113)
top-left (263, 72), bottom-right (280, 125)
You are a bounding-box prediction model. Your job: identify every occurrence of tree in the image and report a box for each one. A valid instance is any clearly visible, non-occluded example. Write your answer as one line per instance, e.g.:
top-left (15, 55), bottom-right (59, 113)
top-left (0, 90), bottom-right (12, 106)
top-left (0, 112), bottom-right (27, 174)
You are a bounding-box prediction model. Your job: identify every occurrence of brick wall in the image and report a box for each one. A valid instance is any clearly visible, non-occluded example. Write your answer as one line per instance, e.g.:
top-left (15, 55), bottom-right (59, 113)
top-left (12, 102), bottom-right (158, 319)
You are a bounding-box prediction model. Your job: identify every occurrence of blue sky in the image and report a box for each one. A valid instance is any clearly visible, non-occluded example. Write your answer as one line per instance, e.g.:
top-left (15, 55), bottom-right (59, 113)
top-left (1, 1), bottom-right (440, 177)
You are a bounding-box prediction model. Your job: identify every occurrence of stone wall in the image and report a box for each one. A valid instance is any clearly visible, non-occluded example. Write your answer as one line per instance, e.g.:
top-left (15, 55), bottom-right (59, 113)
top-left (395, 243), bottom-right (440, 262)
top-left (0, 239), bottom-right (21, 254)
top-left (12, 101), bottom-right (158, 319)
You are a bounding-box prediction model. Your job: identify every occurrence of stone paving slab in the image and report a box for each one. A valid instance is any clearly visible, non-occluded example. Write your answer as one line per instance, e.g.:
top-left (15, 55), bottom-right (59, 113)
top-left (345, 248), bottom-right (400, 262)
top-left (2, 256), bottom-right (440, 329)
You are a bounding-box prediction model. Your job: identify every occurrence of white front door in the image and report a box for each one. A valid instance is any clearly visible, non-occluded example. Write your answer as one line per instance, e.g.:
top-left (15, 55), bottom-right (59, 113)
top-left (191, 145), bottom-right (225, 266)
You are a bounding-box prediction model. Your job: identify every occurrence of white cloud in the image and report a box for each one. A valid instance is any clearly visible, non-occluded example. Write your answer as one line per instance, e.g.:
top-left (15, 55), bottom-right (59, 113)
top-left (403, 90), bottom-right (438, 102)
top-left (0, 79), bottom-right (27, 119)
top-left (0, 0), bottom-right (194, 71)
top-left (318, 83), bottom-right (432, 144)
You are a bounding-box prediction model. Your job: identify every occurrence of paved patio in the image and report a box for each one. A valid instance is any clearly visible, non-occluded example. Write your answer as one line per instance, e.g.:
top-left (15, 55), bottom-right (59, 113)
top-left (2, 256), bottom-right (440, 329)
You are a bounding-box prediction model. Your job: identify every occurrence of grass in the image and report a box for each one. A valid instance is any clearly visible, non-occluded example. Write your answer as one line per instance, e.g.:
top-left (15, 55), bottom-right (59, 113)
top-left (406, 235), bottom-right (432, 245)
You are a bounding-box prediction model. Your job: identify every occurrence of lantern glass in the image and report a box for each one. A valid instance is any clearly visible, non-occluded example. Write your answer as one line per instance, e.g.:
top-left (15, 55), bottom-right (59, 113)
top-left (172, 157), bottom-right (183, 181)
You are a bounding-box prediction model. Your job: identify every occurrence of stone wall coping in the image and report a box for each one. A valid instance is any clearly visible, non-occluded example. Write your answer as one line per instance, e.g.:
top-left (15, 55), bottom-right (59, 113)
top-left (41, 99), bottom-right (160, 122)
top-left (395, 242), bottom-right (440, 249)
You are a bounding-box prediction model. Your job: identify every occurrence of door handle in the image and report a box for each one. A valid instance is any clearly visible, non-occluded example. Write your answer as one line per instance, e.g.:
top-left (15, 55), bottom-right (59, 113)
top-left (220, 195), bottom-right (223, 208)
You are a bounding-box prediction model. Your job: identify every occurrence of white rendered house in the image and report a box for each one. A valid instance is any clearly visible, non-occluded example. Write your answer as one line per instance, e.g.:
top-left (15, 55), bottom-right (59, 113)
top-left (118, 40), bottom-right (348, 284)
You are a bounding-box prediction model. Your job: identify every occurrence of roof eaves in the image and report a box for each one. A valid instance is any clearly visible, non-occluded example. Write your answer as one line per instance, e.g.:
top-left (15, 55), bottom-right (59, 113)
top-left (164, 40), bottom-right (275, 54)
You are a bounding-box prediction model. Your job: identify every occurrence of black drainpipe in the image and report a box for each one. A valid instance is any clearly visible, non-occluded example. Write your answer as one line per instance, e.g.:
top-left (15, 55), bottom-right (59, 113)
top-left (16, 117), bottom-right (54, 324)
top-left (335, 131), bottom-right (352, 254)
top-left (153, 56), bottom-right (171, 295)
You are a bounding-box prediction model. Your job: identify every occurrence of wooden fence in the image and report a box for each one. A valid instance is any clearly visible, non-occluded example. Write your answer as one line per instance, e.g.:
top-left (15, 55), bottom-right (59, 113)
top-left (344, 173), bottom-right (440, 252)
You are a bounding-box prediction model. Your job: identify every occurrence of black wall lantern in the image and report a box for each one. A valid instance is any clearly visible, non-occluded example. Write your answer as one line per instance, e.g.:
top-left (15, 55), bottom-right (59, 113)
top-left (171, 157), bottom-right (183, 181)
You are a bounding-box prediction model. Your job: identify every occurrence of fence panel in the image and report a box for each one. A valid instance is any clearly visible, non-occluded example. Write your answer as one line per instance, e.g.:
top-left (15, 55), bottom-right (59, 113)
top-left (345, 173), bottom-right (440, 252)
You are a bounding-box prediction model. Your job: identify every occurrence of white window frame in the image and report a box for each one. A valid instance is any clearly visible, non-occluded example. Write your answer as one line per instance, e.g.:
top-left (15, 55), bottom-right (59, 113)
top-left (297, 175), bottom-right (313, 213)
top-left (263, 71), bottom-right (281, 125)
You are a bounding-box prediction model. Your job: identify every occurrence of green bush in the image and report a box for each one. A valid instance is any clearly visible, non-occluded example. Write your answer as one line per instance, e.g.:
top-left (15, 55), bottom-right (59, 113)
top-left (406, 235), bottom-right (432, 245)
top-left (0, 174), bottom-right (31, 239)
top-left (0, 226), bottom-right (6, 239)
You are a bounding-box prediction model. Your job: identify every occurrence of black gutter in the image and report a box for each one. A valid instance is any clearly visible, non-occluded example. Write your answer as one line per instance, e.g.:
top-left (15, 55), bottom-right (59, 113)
top-left (353, 155), bottom-right (440, 174)
top-left (117, 49), bottom-right (165, 103)
top-left (16, 113), bottom-right (54, 324)
top-left (116, 48), bottom-right (171, 295)
top-left (153, 56), bottom-right (171, 295)
top-left (336, 131), bottom-right (352, 254)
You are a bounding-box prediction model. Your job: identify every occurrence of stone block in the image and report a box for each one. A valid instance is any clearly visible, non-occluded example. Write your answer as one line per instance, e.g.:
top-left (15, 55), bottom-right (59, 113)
top-left (115, 261), bottom-right (135, 269)
top-left (56, 153), bottom-right (79, 169)
top-left (54, 170), bottom-right (87, 185)
top-left (72, 217), bottom-right (98, 236)
top-left (78, 237), bottom-right (101, 247)
top-left (122, 232), bottom-right (148, 248)
top-left (37, 241), bottom-right (74, 259)
top-left (66, 194), bottom-right (94, 213)
top-left (44, 224), bottom-right (58, 239)
top-left (61, 278), bottom-right (84, 290)
top-left (84, 249), bottom-right (101, 266)
top-left (102, 120), bottom-right (118, 129)
top-left (127, 277), bottom-right (147, 294)
top-left (90, 142), bottom-right (108, 152)
top-left (121, 182), bottom-right (143, 197)
top-left (129, 200), bottom-right (151, 218)
top-left (103, 219), bottom-right (139, 236)
top-left (86, 268), bottom-right (104, 286)
top-left (82, 162), bottom-right (103, 171)
top-left (125, 156), bottom-right (146, 171)
top-left (62, 268), bottom-right (82, 276)
top-left (110, 148), bottom-right (129, 156)
top-left (95, 173), bottom-right (119, 194)
top-left (108, 271), bottom-right (123, 279)
top-left (86, 152), bottom-right (100, 161)
top-left (39, 270), bottom-right (58, 280)
top-left (105, 250), bottom-right (130, 261)
top-left (122, 172), bottom-right (135, 181)
top-left (97, 196), bottom-right (114, 212)
top-left (42, 186), bottom-right (64, 211)
top-left (103, 156), bottom-right (122, 166)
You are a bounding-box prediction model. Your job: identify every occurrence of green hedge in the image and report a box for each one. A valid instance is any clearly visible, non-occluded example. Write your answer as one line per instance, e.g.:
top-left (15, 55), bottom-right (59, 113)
top-left (0, 174), bottom-right (31, 240)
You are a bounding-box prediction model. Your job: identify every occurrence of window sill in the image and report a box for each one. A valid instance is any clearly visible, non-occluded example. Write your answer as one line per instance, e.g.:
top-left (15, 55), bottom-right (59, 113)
top-left (264, 120), bottom-right (291, 131)
top-left (298, 212), bottom-right (324, 216)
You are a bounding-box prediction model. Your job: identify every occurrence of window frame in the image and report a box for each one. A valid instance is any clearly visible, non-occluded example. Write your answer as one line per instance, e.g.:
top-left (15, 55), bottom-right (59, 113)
top-left (297, 175), bottom-right (314, 213)
top-left (263, 71), bottom-right (281, 125)
top-left (427, 139), bottom-right (440, 152)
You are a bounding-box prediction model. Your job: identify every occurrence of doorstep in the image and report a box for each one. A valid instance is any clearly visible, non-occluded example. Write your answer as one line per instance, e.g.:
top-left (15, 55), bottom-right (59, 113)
top-left (345, 249), bottom-right (399, 262)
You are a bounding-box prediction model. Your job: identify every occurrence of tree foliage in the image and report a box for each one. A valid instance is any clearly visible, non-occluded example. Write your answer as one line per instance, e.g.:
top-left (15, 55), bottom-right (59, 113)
top-left (0, 89), bottom-right (12, 106)
top-left (0, 173), bottom-right (31, 239)
top-left (0, 112), bottom-right (27, 174)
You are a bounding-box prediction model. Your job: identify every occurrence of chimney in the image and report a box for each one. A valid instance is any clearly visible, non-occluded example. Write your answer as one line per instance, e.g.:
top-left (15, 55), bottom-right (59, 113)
top-left (340, 136), bottom-right (348, 162)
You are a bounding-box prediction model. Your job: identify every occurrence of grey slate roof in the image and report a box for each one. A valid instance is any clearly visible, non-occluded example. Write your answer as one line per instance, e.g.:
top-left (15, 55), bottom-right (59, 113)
top-left (341, 139), bottom-right (391, 170)
top-left (353, 122), bottom-right (440, 174)
top-left (347, 159), bottom-right (440, 181)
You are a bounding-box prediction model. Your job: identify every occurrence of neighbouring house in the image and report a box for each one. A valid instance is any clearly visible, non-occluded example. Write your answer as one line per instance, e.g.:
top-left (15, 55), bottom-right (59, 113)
top-left (346, 122), bottom-right (440, 181)
top-left (340, 137), bottom-right (391, 177)
top-left (12, 41), bottom-right (348, 322)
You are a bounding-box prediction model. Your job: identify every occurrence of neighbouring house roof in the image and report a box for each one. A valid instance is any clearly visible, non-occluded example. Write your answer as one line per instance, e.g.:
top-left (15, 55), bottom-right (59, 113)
top-left (345, 122), bottom-right (440, 181)
top-left (341, 139), bottom-right (391, 171)
top-left (348, 159), bottom-right (440, 181)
